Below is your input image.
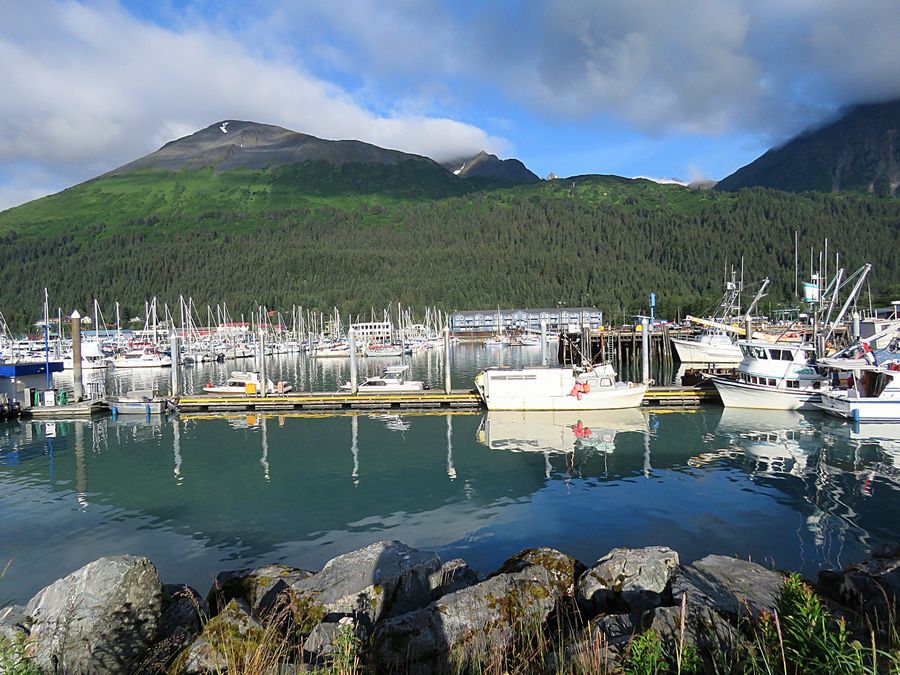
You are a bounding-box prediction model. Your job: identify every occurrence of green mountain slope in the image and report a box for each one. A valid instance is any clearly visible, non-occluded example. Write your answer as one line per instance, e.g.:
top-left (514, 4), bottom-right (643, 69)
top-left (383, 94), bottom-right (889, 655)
top-left (717, 99), bottom-right (900, 196)
top-left (0, 123), bottom-right (897, 331)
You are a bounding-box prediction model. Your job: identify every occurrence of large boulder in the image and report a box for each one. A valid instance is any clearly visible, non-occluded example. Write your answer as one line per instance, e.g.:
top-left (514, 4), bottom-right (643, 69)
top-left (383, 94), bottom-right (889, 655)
top-left (207, 564), bottom-right (313, 619)
top-left (289, 540), bottom-right (441, 630)
top-left (671, 554), bottom-right (783, 624)
top-left (818, 548), bottom-right (900, 622)
top-left (373, 547), bottom-right (582, 670)
top-left (24, 555), bottom-right (163, 674)
top-left (181, 599), bottom-right (264, 674)
top-left (577, 546), bottom-right (679, 615)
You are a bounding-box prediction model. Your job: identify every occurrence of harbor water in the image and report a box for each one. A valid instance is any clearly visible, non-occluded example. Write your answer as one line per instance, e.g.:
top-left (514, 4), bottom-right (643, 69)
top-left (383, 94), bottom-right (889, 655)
top-left (1, 345), bottom-right (899, 604)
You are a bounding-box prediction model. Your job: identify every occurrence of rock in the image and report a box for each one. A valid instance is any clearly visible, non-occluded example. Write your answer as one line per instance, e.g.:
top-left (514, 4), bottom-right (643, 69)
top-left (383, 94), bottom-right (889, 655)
top-left (138, 584), bottom-right (209, 673)
top-left (671, 554), bottom-right (783, 623)
top-left (562, 613), bottom-right (636, 670)
top-left (24, 555), bottom-right (162, 674)
top-left (207, 564), bottom-right (313, 619)
top-left (648, 603), bottom-right (740, 661)
top-left (373, 547), bottom-right (581, 670)
top-left (303, 616), bottom-right (367, 667)
top-left (181, 599), bottom-right (264, 674)
top-left (161, 584), bottom-right (208, 638)
top-left (818, 554), bottom-right (900, 622)
top-left (428, 558), bottom-right (479, 601)
top-left (289, 540), bottom-right (441, 630)
top-left (577, 546), bottom-right (679, 615)
top-left (0, 605), bottom-right (28, 641)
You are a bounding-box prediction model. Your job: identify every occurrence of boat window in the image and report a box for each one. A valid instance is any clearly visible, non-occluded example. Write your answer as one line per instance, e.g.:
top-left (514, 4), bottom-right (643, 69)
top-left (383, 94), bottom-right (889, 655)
top-left (600, 377), bottom-right (613, 387)
top-left (769, 349), bottom-right (781, 360)
top-left (740, 345), bottom-right (751, 358)
top-left (782, 350), bottom-right (794, 361)
top-left (752, 347), bottom-right (768, 359)
top-left (768, 378), bottom-right (776, 386)
top-left (812, 381), bottom-right (821, 390)
top-left (786, 380), bottom-right (800, 389)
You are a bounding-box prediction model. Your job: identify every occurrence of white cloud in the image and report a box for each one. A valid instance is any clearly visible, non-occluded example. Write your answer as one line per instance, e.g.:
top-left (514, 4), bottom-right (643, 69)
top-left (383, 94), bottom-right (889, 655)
top-left (0, 0), bottom-right (505, 209)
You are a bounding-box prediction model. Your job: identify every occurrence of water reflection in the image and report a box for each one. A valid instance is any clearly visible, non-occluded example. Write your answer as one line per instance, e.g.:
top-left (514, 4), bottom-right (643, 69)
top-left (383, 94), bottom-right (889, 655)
top-left (3, 409), bottom-right (900, 606)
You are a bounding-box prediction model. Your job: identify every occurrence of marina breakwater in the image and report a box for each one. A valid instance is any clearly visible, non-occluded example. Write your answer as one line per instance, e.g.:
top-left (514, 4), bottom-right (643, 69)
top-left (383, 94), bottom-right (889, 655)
top-left (2, 540), bottom-right (898, 673)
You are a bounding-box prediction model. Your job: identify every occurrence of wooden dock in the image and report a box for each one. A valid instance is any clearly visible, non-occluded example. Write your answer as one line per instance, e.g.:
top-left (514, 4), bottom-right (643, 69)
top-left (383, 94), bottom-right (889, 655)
top-left (175, 386), bottom-right (719, 412)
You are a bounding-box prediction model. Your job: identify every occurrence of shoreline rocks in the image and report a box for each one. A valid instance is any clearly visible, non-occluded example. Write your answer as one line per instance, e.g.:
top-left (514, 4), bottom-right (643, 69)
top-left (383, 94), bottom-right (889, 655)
top-left (2, 541), bottom-right (897, 673)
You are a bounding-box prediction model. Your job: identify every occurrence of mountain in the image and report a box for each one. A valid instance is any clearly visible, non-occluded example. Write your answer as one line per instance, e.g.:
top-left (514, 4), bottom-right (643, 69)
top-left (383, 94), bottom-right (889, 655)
top-left (717, 99), bottom-right (900, 196)
top-left (0, 121), bottom-right (898, 332)
top-left (111, 120), bottom-right (442, 173)
top-left (443, 151), bottom-right (540, 184)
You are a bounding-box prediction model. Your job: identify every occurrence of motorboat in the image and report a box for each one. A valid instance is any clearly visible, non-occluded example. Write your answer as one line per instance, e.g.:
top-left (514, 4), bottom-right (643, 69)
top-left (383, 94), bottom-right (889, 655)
top-left (340, 365), bottom-right (425, 392)
top-left (362, 343), bottom-right (404, 357)
top-left (112, 348), bottom-right (172, 369)
top-left (709, 340), bottom-right (825, 410)
top-left (816, 362), bottom-right (900, 421)
top-left (109, 389), bottom-right (173, 415)
top-left (310, 342), bottom-right (352, 358)
top-left (204, 371), bottom-right (292, 396)
top-left (474, 364), bottom-right (646, 411)
top-left (62, 341), bottom-right (109, 370)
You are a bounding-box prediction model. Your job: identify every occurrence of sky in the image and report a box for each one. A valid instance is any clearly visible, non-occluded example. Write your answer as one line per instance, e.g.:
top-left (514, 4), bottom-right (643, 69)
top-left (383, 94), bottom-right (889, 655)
top-left (1, 0), bottom-right (898, 211)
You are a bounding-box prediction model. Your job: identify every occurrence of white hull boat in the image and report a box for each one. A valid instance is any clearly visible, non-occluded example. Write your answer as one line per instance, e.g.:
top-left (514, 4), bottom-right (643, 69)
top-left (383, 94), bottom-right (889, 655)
top-left (204, 371), bottom-right (292, 396)
top-left (475, 364), bottom-right (646, 411)
top-left (670, 335), bottom-right (742, 365)
top-left (341, 365), bottom-right (424, 392)
top-left (113, 349), bottom-right (172, 369)
top-left (109, 389), bottom-right (171, 415)
top-left (710, 340), bottom-right (824, 411)
top-left (816, 364), bottom-right (900, 421)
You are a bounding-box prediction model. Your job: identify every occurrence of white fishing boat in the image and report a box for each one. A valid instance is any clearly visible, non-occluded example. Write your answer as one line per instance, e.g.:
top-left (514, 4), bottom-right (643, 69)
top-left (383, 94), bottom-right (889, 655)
top-left (203, 371), bottom-right (292, 396)
top-left (109, 389), bottom-right (172, 415)
top-left (112, 348), bottom-right (172, 369)
top-left (340, 365), bottom-right (425, 392)
top-left (62, 341), bottom-right (109, 370)
top-left (475, 364), bottom-right (646, 411)
top-left (484, 336), bottom-right (509, 347)
top-left (670, 329), bottom-right (742, 365)
top-left (709, 340), bottom-right (824, 410)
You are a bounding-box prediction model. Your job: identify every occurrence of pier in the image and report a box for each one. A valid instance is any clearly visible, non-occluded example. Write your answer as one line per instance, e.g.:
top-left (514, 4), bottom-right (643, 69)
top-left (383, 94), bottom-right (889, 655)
top-left (175, 386), bottom-right (719, 413)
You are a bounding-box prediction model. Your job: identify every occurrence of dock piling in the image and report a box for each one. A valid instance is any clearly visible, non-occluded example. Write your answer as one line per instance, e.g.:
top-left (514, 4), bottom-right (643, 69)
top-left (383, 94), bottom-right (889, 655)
top-left (443, 325), bottom-right (452, 394)
top-left (641, 318), bottom-right (650, 384)
top-left (71, 310), bottom-right (83, 401)
top-left (349, 328), bottom-right (358, 394)
top-left (170, 330), bottom-right (180, 396)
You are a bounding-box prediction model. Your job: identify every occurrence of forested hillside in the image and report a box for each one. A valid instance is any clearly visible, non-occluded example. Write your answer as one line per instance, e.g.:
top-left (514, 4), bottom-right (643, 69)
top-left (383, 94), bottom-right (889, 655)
top-left (0, 166), bottom-right (896, 331)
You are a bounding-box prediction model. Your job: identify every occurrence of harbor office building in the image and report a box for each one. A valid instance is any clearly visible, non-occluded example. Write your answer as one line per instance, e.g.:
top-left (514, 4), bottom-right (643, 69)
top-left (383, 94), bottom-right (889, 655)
top-left (450, 307), bottom-right (603, 336)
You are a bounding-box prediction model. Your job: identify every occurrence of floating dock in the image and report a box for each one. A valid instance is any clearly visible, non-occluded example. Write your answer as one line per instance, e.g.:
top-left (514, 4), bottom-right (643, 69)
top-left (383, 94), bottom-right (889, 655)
top-left (175, 386), bottom-right (719, 412)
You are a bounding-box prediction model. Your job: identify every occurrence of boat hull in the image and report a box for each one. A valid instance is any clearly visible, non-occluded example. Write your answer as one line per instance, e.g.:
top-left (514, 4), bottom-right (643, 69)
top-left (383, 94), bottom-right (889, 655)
top-left (670, 338), bottom-right (742, 365)
top-left (483, 384), bottom-right (647, 411)
top-left (110, 399), bottom-right (169, 415)
top-left (816, 392), bottom-right (900, 421)
top-left (711, 376), bottom-right (821, 410)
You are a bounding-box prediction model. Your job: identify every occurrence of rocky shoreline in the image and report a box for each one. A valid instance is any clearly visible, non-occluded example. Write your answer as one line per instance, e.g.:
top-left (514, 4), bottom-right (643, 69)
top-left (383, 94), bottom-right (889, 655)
top-left (2, 541), bottom-right (898, 673)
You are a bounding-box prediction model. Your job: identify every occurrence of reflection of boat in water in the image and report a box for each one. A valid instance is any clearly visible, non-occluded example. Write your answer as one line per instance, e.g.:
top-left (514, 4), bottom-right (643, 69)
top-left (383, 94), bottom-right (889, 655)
top-left (368, 413), bottom-right (410, 432)
top-left (476, 408), bottom-right (647, 454)
top-left (714, 408), bottom-right (815, 473)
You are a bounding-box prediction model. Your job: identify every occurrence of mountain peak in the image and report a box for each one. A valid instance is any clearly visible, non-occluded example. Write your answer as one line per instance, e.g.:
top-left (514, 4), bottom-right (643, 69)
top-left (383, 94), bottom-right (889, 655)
top-left (443, 151), bottom-right (540, 184)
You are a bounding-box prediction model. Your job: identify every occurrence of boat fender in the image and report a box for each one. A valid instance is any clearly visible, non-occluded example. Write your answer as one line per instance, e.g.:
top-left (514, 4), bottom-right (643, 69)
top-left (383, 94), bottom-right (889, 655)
top-left (582, 382), bottom-right (591, 394)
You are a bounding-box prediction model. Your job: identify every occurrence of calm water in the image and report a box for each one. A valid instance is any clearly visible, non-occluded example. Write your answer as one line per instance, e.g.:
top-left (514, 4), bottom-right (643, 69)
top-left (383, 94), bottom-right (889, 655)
top-left (1, 347), bottom-right (899, 605)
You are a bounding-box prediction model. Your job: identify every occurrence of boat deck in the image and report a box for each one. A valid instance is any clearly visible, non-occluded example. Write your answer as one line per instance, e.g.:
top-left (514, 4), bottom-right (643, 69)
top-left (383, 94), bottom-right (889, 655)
top-left (175, 386), bottom-right (720, 412)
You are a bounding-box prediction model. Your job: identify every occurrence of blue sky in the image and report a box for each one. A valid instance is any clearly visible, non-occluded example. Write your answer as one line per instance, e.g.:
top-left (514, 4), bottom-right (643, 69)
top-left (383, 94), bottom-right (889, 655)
top-left (1, 0), bottom-right (898, 210)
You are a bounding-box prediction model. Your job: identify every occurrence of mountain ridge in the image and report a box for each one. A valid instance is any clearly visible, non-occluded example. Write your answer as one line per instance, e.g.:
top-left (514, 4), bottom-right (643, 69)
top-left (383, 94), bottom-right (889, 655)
top-left (716, 99), bottom-right (900, 196)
